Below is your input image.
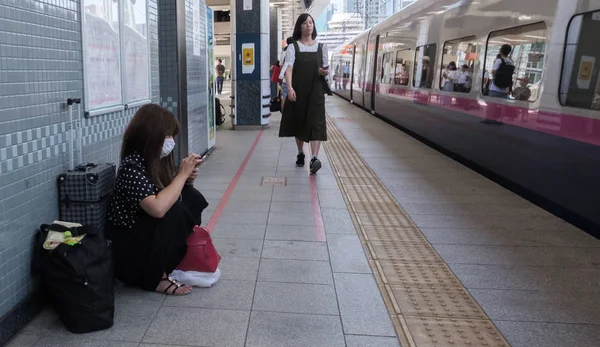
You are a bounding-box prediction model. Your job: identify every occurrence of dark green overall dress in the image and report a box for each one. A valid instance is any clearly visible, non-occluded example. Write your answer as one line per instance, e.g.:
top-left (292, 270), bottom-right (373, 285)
top-left (278, 42), bottom-right (327, 142)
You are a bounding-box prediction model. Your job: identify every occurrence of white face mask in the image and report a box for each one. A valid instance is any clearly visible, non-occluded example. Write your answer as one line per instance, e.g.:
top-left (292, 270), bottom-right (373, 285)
top-left (160, 137), bottom-right (175, 158)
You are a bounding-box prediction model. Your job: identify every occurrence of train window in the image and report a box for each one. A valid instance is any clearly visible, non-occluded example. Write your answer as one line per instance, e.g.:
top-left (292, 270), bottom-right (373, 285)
top-left (381, 53), bottom-right (394, 84)
top-left (394, 50), bottom-right (412, 86)
top-left (440, 36), bottom-right (477, 93)
top-left (413, 44), bottom-right (437, 89)
top-left (560, 11), bottom-right (600, 110)
top-left (483, 22), bottom-right (547, 101)
top-left (352, 43), bottom-right (365, 92)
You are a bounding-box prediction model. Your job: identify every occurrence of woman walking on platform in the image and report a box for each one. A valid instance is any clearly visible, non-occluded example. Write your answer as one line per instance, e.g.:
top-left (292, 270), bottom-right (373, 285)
top-left (279, 13), bottom-right (329, 174)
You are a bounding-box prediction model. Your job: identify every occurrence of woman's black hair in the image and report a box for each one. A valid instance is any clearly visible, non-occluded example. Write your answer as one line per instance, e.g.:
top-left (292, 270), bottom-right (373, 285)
top-left (292, 13), bottom-right (317, 40)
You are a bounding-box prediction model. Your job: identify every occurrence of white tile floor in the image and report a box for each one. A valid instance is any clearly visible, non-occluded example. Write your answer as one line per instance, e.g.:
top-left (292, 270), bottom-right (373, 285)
top-left (7, 96), bottom-right (600, 347)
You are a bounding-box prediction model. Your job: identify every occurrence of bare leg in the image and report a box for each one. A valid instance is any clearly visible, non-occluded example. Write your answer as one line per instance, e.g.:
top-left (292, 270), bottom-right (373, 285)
top-left (309, 141), bottom-right (322, 173)
top-left (310, 141), bottom-right (321, 157)
top-left (295, 138), bottom-right (304, 153)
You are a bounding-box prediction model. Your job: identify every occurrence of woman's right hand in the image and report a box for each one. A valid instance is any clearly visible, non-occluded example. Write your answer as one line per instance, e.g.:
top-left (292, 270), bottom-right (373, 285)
top-left (288, 88), bottom-right (297, 102)
top-left (180, 154), bottom-right (202, 178)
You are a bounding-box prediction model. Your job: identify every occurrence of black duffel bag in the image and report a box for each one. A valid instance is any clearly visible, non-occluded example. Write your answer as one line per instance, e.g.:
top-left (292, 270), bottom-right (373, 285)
top-left (36, 223), bottom-right (114, 333)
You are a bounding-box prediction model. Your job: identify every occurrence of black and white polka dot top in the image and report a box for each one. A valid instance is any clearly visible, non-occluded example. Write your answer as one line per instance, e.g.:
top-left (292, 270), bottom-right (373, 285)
top-left (108, 153), bottom-right (158, 228)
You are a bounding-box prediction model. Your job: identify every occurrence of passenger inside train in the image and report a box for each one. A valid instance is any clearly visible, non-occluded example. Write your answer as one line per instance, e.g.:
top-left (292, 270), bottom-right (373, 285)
top-left (489, 44), bottom-right (516, 99)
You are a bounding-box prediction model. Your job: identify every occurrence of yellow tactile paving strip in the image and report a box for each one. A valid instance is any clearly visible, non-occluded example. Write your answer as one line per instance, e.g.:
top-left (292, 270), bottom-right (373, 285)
top-left (323, 117), bottom-right (511, 347)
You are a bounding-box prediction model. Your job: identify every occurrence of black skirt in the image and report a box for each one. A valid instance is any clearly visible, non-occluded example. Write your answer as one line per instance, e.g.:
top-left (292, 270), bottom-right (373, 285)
top-left (107, 185), bottom-right (208, 291)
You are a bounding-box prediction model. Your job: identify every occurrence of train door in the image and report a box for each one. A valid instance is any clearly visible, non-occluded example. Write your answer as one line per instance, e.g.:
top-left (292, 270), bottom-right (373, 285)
top-left (351, 41), bottom-right (366, 107)
top-left (350, 44), bottom-right (356, 101)
top-left (369, 35), bottom-right (380, 112)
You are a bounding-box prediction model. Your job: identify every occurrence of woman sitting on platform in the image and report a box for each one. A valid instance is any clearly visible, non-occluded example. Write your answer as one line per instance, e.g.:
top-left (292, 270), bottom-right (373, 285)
top-left (106, 104), bottom-right (208, 296)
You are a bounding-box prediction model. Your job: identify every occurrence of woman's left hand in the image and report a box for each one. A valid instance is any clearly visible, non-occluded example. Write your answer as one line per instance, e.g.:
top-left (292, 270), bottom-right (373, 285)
top-left (187, 168), bottom-right (199, 184)
top-left (319, 68), bottom-right (329, 76)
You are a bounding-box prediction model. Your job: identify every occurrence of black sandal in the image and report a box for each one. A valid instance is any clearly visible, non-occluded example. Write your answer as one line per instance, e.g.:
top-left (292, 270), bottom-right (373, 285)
top-left (157, 275), bottom-right (191, 296)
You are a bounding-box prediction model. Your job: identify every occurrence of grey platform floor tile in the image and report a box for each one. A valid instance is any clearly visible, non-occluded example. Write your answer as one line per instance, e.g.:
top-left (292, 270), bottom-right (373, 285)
top-left (400, 202), bottom-right (553, 217)
top-left (253, 282), bottom-right (339, 315)
top-left (142, 307), bottom-right (249, 347)
top-left (410, 214), bottom-right (577, 231)
top-left (139, 344), bottom-right (197, 347)
top-left (163, 280), bottom-right (255, 310)
top-left (5, 334), bottom-right (40, 347)
top-left (321, 208), bottom-right (355, 234)
top-left (265, 224), bottom-right (326, 242)
top-left (495, 321), bottom-right (600, 347)
top-left (22, 294), bottom-right (160, 342)
top-left (269, 201), bottom-right (313, 214)
top-left (334, 273), bottom-right (396, 336)
top-left (20, 337), bottom-right (138, 347)
top-left (433, 244), bottom-right (600, 267)
top-left (258, 258), bottom-right (333, 284)
top-left (213, 238), bottom-right (263, 258)
top-left (221, 200), bottom-right (271, 212)
top-left (392, 192), bottom-right (534, 205)
top-left (218, 256), bottom-right (260, 281)
top-left (448, 263), bottom-right (600, 292)
top-left (421, 227), bottom-right (600, 247)
top-left (271, 191), bottom-right (313, 202)
top-left (284, 177), bottom-right (311, 186)
top-left (345, 335), bottom-right (401, 347)
top-left (228, 191), bottom-right (273, 202)
top-left (268, 211), bottom-right (314, 226)
top-left (470, 289), bottom-right (600, 324)
top-left (220, 211), bottom-right (269, 225)
top-left (245, 311), bottom-right (345, 347)
top-left (212, 223), bottom-right (266, 239)
top-left (262, 240), bottom-right (329, 261)
top-left (327, 234), bottom-right (371, 273)
top-left (317, 192), bottom-right (347, 208)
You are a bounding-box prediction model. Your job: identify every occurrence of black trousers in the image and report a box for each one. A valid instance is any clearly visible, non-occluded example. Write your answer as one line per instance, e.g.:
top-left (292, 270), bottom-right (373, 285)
top-left (107, 185), bottom-right (208, 291)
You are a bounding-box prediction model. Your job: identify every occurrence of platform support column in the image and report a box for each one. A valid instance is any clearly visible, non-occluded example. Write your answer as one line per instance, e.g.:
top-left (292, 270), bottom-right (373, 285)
top-left (231, 0), bottom-right (271, 127)
top-left (269, 4), bottom-right (279, 99)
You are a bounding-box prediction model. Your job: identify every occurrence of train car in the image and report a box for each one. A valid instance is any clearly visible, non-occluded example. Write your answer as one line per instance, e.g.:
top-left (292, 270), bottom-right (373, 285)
top-left (330, 0), bottom-right (600, 234)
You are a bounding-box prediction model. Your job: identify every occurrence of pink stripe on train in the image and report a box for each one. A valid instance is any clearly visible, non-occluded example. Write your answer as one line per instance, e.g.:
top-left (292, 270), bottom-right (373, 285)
top-left (348, 84), bottom-right (600, 147)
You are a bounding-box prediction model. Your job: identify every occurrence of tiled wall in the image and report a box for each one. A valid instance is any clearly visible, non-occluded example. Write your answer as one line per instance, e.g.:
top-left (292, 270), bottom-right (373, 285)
top-left (0, 0), bottom-right (160, 319)
top-left (186, 0), bottom-right (209, 155)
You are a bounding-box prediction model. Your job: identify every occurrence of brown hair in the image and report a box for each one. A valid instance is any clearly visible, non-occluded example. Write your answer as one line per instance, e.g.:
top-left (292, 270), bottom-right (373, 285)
top-left (121, 104), bottom-right (180, 189)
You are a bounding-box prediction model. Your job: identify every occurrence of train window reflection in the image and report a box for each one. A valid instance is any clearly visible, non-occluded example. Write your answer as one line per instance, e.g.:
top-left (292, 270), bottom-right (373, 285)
top-left (440, 36), bottom-right (476, 93)
top-left (560, 11), bottom-right (600, 110)
top-left (394, 50), bottom-right (412, 86)
top-left (483, 22), bottom-right (547, 102)
top-left (413, 44), bottom-right (437, 89)
top-left (353, 43), bottom-right (365, 92)
top-left (381, 53), bottom-right (394, 84)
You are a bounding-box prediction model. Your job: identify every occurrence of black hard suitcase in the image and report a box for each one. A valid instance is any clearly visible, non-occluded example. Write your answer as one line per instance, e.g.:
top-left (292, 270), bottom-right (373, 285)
top-left (57, 163), bottom-right (116, 233)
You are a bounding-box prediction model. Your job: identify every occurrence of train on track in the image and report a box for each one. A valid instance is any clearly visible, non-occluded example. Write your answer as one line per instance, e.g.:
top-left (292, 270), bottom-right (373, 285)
top-left (330, 0), bottom-right (600, 235)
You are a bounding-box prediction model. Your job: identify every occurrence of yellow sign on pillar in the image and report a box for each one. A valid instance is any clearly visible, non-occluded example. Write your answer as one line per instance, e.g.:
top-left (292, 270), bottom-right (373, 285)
top-left (243, 47), bottom-right (254, 66)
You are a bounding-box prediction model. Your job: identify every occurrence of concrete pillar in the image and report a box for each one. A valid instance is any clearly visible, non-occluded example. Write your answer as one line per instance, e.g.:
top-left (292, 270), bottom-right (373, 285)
top-left (158, 0), bottom-right (210, 159)
top-left (231, 0), bottom-right (271, 127)
top-left (269, 4), bottom-right (278, 98)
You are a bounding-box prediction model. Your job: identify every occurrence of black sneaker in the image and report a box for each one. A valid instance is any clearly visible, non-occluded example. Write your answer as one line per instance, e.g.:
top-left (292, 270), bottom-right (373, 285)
top-left (296, 153), bottom-right (305, 167)
top-left (310, 157), bottom-right (322, 173)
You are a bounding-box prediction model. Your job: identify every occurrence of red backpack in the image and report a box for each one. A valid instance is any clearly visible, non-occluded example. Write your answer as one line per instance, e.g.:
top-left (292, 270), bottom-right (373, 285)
top-left (176, 225), bottom-right (221, 273)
